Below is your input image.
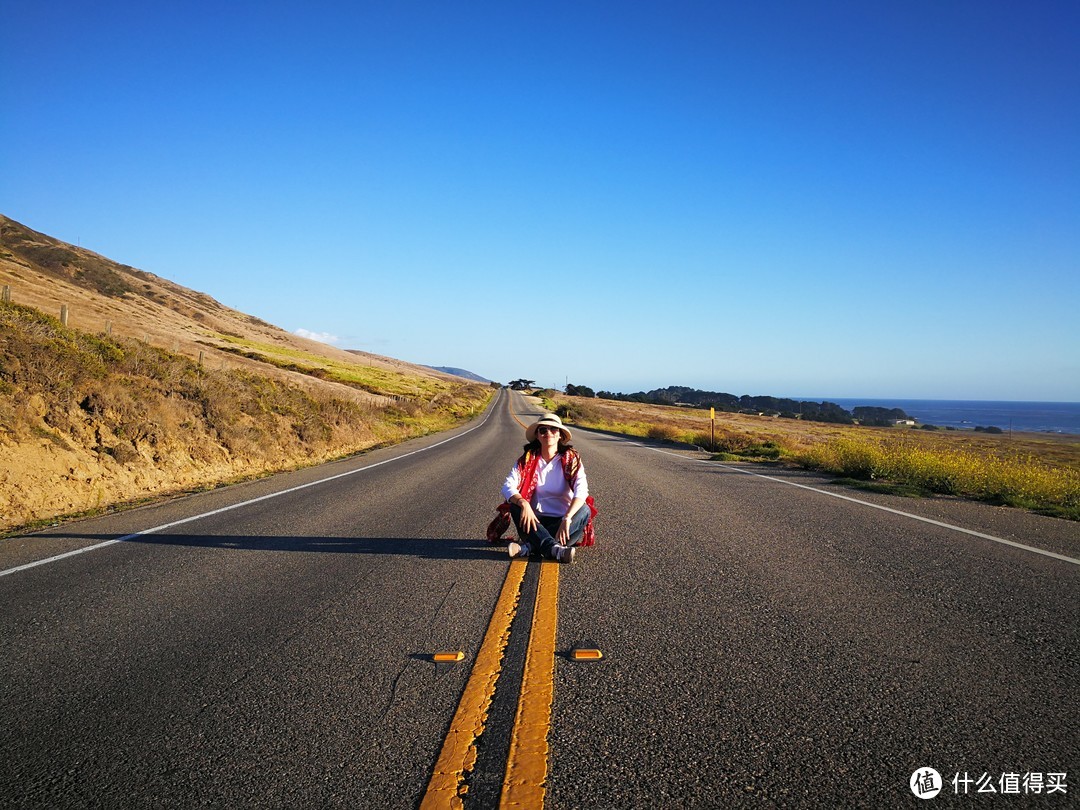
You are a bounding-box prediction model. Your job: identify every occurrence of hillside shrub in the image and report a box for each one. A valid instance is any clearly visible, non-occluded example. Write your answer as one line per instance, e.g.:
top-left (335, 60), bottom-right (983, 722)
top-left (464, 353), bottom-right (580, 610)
top-left (556, 400), bottom-right (605, 426)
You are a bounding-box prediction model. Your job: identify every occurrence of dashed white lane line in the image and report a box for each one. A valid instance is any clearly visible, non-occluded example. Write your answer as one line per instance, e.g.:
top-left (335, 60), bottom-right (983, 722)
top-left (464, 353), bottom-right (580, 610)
top-left (0, 393), bottom-right (502, 579)
top-left (638, 443), bottom-right (1080, 566)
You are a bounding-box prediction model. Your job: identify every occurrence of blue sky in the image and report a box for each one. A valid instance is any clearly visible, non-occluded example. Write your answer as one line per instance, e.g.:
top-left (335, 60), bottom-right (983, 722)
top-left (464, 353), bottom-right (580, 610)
top-left (2, 1), bottom-right (1078, 401)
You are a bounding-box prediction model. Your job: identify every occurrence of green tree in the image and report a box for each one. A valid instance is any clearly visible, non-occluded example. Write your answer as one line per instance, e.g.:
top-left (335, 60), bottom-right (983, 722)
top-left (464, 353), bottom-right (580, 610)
top-left (565, 383), bottom-right (595, 397)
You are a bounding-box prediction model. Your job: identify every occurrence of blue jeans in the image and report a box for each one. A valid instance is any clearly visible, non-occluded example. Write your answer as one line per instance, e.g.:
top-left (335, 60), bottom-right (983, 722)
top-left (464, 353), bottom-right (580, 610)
top-left (510, 503), bottom-right (592, 559)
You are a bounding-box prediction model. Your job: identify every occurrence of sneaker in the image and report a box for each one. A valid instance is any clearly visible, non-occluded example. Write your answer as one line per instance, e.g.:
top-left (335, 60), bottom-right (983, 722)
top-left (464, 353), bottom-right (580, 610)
top-left (508, 541), bottom-right (531, 558)
top-left (552, 545), bottom-right (576, 564)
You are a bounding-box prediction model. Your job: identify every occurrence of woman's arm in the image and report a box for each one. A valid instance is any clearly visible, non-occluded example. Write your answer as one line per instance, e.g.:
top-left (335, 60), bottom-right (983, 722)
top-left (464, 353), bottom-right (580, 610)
top-left (501, 464), bottom-right (521, 502)
top-left (503, 462), bottom-right (540, 532)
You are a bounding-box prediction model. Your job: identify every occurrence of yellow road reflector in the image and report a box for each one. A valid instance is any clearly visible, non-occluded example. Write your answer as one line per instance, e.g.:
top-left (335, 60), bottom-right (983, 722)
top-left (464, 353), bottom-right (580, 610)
top-left (433, 651), bottom-right (465, 663)
top-left (571, 648), bottom-right (603, 661)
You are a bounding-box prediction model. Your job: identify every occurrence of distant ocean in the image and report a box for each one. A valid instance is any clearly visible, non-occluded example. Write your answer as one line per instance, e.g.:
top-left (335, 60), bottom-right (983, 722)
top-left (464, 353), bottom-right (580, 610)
top-left (824, 399), bottom-right (1080, 435)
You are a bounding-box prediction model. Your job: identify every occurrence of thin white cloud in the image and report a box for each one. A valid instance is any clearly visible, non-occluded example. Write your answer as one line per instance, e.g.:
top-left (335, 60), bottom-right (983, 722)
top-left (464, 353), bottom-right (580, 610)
top-left (294, 328), bottom-right (341, 345)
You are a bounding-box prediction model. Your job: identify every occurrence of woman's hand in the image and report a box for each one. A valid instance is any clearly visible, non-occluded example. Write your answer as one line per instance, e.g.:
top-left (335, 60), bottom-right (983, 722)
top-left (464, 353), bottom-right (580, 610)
top-left (556, 499), bottom-right (585, 546)
top-left (556, 515), bottom-right (571, 545)
top-left (519, 501), bottom-right (540, 534)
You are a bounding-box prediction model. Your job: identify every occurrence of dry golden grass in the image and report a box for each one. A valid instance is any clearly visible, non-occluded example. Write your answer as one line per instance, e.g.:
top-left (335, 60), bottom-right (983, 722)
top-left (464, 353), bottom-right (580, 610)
top-left (0, 214), bottom-right (495, 532)
top-left (0, 300), bottom-right (494, 532)
top-left (549, 394), bottom-right (1080, 519)
top-left (0, 213), bottom-right (467, 407)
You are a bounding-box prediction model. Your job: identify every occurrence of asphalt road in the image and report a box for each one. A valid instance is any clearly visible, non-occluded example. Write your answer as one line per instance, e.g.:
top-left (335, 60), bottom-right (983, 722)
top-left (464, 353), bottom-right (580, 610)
top-left (1, 389), bottom-right (1077, 808)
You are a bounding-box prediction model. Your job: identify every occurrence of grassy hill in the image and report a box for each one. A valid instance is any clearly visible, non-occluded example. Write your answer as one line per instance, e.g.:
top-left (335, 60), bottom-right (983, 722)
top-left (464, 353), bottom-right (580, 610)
top-left (0, 214), bottom-right (494, 533)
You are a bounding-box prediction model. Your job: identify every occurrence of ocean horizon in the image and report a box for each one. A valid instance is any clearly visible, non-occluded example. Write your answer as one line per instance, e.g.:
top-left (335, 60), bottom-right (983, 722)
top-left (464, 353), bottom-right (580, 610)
top-left (821, 398), bottom-right (1080, 435)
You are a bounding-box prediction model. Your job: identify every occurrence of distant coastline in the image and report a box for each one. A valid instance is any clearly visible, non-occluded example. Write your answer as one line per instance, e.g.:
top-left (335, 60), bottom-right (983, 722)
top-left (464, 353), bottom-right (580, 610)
top-left (582, 384), bottom-right (1080, 435)
top-left (824, 399), bottom-right (1080, 435)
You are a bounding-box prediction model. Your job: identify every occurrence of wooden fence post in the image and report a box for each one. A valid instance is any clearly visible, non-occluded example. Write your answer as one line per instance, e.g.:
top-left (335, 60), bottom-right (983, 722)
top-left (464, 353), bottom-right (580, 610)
top-left (105, 320), bottom-right (112, 336)
top-left (60, 304), bottom-right (69, 326)
top-left (1, 285), bottom-right (10, 303)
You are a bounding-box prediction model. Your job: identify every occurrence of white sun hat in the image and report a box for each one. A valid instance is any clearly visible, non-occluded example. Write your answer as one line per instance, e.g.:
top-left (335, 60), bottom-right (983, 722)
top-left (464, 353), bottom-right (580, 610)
top-left (525, 413), bottom-right (572, 443)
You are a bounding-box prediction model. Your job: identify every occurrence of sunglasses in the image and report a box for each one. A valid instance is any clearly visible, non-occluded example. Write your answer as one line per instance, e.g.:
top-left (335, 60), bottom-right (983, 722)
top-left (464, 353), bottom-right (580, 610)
top-left (536, 426), bottom-right (561, 435)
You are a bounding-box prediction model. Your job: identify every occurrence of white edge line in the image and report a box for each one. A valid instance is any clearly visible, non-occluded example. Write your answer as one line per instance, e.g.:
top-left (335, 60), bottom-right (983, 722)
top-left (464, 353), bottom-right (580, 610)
top-left (0, 391), bottom-right (503, 578)
top-left (637, 443), bottom-right (1080, 566)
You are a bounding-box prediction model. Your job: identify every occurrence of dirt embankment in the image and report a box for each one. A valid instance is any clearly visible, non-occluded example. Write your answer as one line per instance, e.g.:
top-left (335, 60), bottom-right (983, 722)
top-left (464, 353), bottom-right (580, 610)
top-left (1, 394), bottom-right (322, 530)
top-left (0, 214), bottom-right (493, 533)
top-left (0, 302), bottom-right (492, 533)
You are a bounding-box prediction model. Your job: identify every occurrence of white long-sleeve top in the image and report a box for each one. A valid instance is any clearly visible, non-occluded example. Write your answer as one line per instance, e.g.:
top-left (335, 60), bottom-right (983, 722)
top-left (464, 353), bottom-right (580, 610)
top-left (501, 453), bottom-right (589, 518)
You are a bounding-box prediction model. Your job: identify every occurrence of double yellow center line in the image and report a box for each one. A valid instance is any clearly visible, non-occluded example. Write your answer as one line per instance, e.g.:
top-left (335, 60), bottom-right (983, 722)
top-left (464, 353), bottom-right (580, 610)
top-left (421, 395), bottom-right (562, 808)
top-left (421, 560), bottom-right (560, 809)
top-left (502, 561), bottom-right (560, 806)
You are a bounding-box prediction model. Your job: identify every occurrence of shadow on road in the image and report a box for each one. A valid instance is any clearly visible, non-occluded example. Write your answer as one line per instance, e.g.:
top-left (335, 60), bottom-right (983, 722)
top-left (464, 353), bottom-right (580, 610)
top-left (39, 533), bottom-right (503, 560)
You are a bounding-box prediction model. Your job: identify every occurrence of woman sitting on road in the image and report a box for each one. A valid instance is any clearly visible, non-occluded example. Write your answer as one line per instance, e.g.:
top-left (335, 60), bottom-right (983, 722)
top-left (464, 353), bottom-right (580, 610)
top-left (501, 413), bottom-right (594, 564)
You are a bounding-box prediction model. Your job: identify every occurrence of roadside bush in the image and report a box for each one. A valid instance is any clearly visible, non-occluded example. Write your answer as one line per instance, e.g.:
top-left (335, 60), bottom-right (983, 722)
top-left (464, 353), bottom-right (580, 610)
top-left (646, 424), bottom-right (681, 442)
top-left (689, 431), bottom-right (713, 448)
top-left (708, 435), bottom-right (785, 459)
top-left (711, 430), bottom-right (759, 456)
top-left (557, 400), bottom-right (604, 425)
top-left (743, 441), bottom-right (782, 459)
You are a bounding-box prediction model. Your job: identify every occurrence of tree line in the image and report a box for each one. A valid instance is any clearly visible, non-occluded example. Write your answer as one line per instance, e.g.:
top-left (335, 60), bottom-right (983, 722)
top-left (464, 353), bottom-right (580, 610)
top-left (563, 384), bottom-right (910, 426)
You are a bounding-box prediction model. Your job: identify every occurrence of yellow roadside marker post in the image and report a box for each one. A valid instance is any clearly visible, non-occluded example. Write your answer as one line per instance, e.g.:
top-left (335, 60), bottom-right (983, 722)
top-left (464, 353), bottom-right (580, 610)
top-left (710, 406), bottom-right (715, 450)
